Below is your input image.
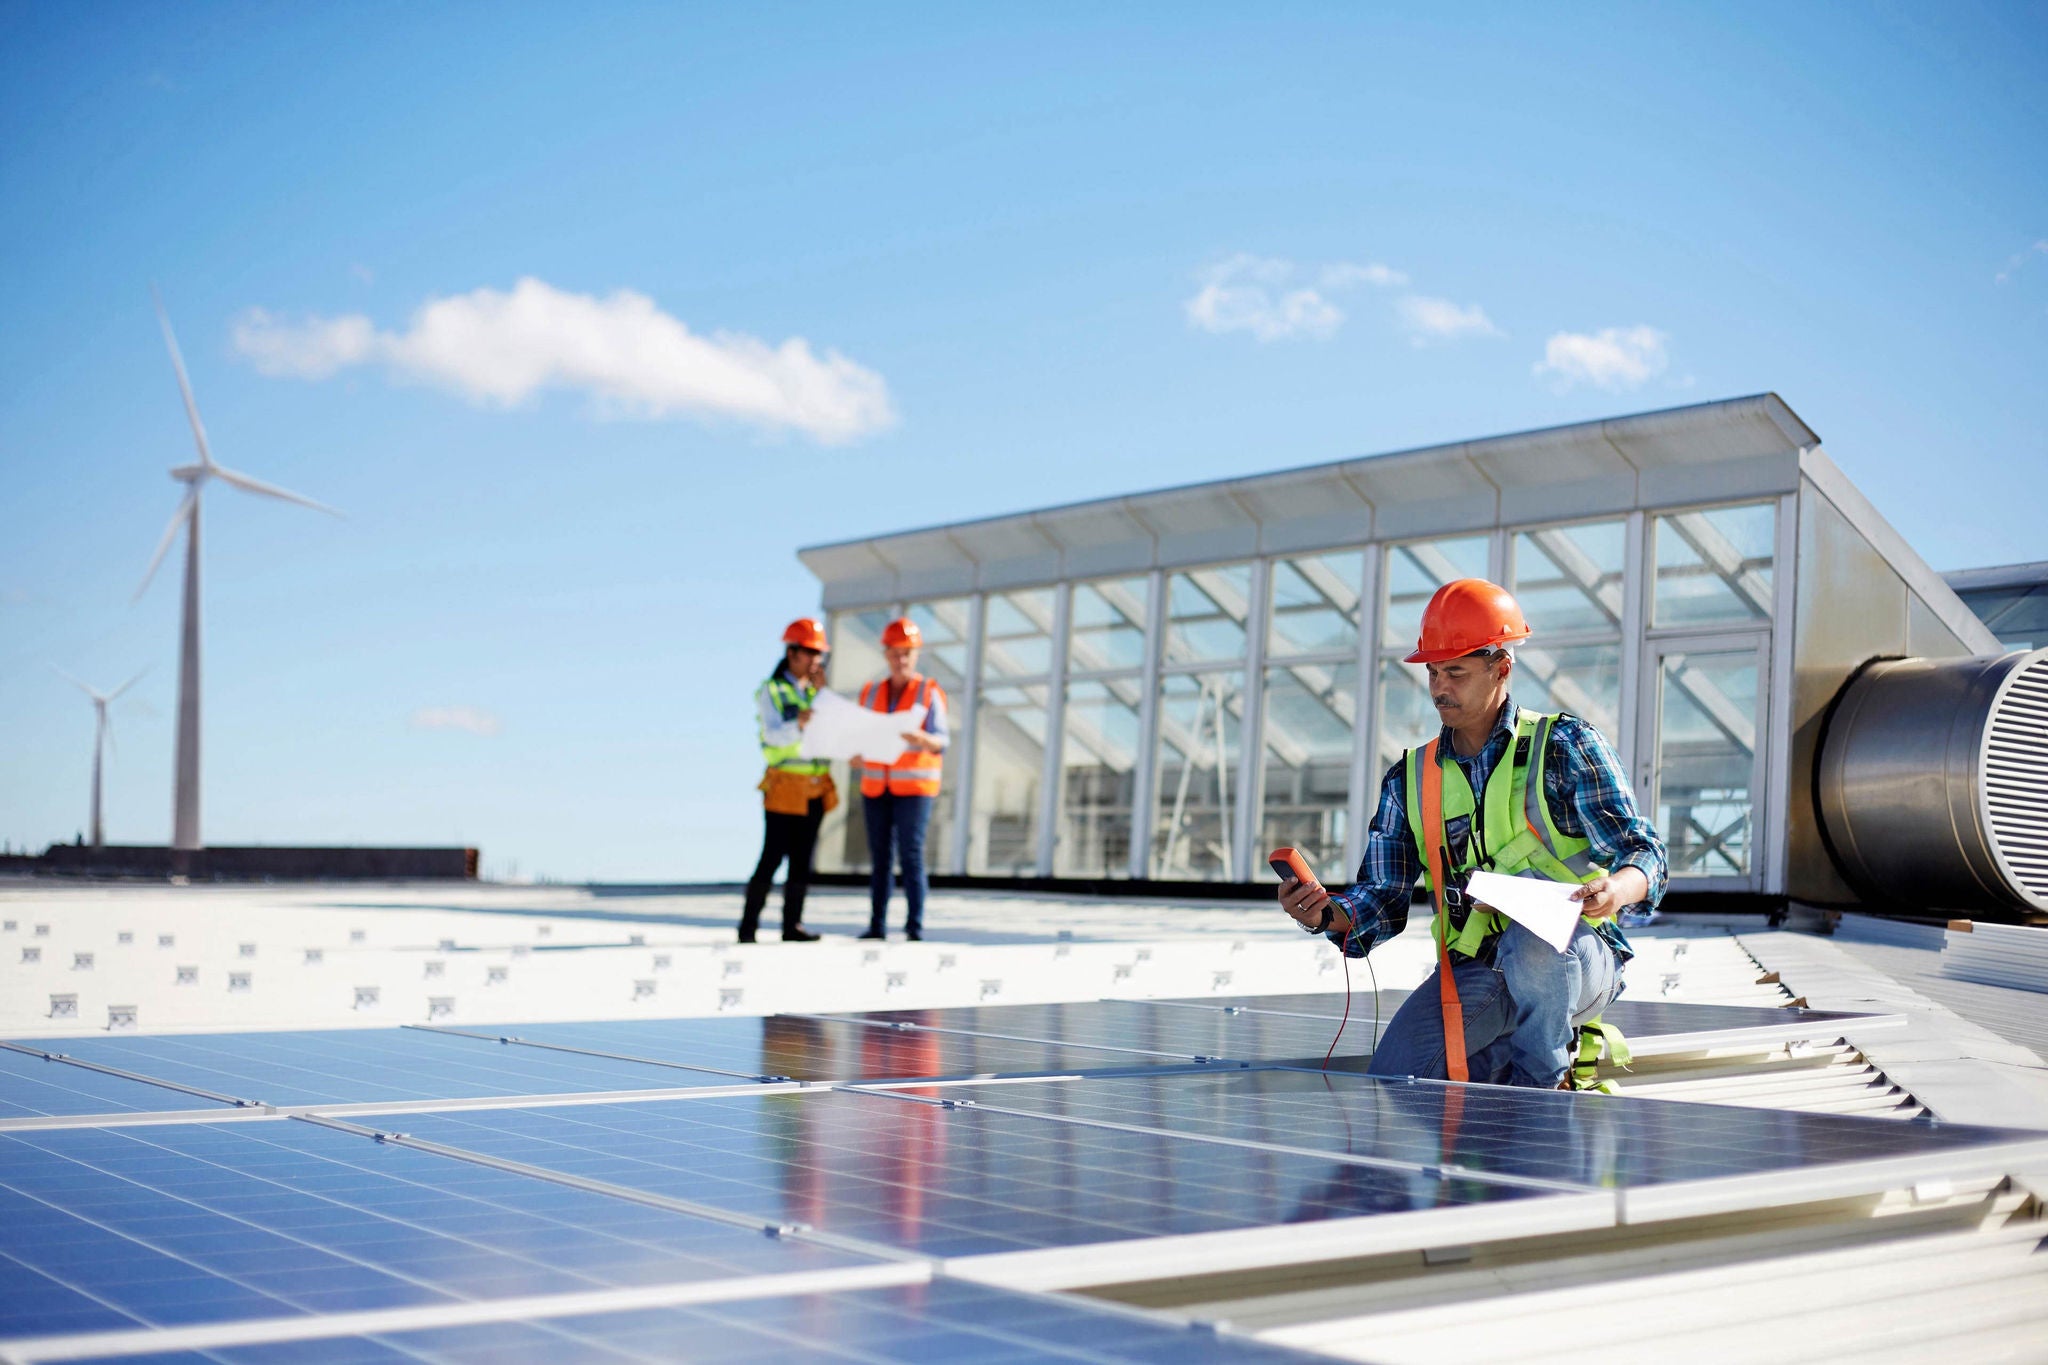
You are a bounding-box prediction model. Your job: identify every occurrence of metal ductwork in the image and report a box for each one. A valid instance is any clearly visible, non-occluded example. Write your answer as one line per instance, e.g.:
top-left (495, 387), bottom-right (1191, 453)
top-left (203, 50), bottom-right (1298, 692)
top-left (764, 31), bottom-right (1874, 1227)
top-left (1817, 650), bottom-right (2048, 914)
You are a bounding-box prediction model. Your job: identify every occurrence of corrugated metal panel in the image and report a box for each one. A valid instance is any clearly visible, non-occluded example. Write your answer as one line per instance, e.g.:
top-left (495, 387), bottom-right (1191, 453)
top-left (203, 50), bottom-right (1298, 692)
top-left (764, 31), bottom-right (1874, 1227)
top-left (1256, 1216), bottom-right (2048, 1365)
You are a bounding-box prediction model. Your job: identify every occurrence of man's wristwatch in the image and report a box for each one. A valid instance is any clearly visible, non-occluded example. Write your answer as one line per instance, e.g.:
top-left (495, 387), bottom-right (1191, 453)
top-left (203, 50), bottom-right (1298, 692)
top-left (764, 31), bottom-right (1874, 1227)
top-left (1300, 900), bottom-right (1335, 934)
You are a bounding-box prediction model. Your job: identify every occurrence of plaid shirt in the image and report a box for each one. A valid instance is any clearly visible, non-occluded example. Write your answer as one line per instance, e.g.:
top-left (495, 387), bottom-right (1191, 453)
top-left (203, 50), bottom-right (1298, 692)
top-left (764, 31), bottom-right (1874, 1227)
top-left (1326, 694), bottom-right (1666, 961)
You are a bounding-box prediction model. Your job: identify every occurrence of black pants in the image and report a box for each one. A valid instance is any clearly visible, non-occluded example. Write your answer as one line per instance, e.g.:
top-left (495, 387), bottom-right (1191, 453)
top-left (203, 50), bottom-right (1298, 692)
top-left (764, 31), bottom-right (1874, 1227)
top-left (739, 796), bottom-right (826, 938)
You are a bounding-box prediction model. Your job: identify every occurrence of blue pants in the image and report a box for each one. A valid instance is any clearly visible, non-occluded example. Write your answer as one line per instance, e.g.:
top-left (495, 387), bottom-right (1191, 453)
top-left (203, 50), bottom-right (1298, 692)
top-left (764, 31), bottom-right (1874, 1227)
top-left (863, 792), bottom-right (933, 936)
top-left (1365, 919), bottom-right (1623, 1088)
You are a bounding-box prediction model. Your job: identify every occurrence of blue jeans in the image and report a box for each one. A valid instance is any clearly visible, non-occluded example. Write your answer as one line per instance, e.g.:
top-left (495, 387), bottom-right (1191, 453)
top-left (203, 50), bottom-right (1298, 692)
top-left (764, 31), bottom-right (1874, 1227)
top-left (1366, 918), bottom-right (1623, 1088)
top-left (863, 792), bottom-right (932, 936)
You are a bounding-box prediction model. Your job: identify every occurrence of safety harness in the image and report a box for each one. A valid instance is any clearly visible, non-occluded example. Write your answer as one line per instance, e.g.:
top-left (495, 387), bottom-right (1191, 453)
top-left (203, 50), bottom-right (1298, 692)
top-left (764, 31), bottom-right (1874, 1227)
top-left (1408, 708), bottom-right (1628, 1091)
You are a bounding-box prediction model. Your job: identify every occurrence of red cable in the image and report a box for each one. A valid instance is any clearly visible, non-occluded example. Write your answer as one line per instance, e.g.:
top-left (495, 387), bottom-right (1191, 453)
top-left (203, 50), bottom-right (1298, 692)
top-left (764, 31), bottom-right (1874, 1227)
top-left (1321, 952), bottom-right (1352, 1070)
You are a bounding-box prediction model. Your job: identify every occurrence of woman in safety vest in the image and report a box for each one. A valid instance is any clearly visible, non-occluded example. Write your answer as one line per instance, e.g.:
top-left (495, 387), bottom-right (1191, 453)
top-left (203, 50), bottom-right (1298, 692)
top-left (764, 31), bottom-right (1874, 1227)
top-left (738, 618), bottom-right (836, 944)
top-left (1277, 579), bottom-right (1668, 1089)
top-left (851, 617), bottom-right (948, 940)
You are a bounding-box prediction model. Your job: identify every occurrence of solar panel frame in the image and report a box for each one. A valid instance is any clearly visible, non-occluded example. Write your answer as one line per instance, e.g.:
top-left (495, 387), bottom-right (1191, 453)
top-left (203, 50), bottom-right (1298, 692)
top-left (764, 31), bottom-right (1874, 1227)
top-left (15, 1277), bottom-right (1331, 1364)
top-left (0, 1045), bottom-right (239, 1123)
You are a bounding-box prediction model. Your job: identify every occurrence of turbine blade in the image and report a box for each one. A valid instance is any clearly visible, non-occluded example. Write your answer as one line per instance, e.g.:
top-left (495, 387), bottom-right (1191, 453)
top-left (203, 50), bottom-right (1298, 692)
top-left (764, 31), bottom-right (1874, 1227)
top-left (151, 284), bottom-right (214, 468)
top-left (50, 664), bottom-right (97, 698)
top-left (211, 464), bottom-right (342, 516)
top-left (108, 668), bottom-right (150, 702)
top-left (134, 487), bottom-right (198, 601)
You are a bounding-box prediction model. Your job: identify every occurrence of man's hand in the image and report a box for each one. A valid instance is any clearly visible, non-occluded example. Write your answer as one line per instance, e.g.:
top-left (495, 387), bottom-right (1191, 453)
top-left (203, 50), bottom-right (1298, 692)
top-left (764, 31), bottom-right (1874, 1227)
top-left (848, 753), bottom-right (863, 770)
top-left (796, 709), bottom-right (812, 730)
top-left (900, 731), bottom-right (942, 752)
top-left (1279, 877), bottom-right (1333, 931)
top-left (1570, 867), bottom-right (1650, 921)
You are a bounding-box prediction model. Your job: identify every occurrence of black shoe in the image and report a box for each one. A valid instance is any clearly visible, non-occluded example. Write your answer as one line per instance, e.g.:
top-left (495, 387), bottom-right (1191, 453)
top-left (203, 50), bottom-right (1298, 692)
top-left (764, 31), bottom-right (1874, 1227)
top-left (781, 926), bottom-right (821, 942)
top-left (905, 930), bottom-right (923, 942)
top-left (737, 932), bottom-right (756, 944)
top-left (858, 929), bottom-right (886, 940)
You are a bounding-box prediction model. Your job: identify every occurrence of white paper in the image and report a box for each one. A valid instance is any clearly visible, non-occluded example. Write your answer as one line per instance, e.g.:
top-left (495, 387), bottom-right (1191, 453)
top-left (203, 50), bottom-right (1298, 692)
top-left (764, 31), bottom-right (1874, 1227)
top-left (1464, 870), bottom-right (1585, 954)
top-left (796, 689), bottom-right (929, 765)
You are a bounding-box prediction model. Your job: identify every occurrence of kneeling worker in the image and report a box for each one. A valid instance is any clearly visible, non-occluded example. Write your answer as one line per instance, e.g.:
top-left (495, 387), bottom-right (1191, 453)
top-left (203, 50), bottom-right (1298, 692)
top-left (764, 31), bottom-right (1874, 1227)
top-left (739, 618), bottom-right (836, 944)
top-left (1279, 579), bottom-right (1667, 1088)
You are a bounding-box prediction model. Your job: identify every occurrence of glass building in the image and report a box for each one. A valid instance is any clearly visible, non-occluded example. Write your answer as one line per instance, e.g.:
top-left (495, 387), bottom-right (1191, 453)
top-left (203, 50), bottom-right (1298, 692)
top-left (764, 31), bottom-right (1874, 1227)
top-left (801, 395), bottom-right (2002, 902)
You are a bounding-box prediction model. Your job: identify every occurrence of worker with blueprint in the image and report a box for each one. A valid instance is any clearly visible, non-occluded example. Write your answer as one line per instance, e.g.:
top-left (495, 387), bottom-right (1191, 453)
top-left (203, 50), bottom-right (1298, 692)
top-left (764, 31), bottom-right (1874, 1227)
top-left (1277, 579), bottom-right (1667, 1090)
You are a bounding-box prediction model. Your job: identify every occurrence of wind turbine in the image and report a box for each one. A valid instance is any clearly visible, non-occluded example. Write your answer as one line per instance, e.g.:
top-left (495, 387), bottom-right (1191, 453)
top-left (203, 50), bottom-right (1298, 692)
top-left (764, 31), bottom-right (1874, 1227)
top-left (136, 288), bottom-right (341, 858)
top-left (54, 668), bottom-right (147, 848)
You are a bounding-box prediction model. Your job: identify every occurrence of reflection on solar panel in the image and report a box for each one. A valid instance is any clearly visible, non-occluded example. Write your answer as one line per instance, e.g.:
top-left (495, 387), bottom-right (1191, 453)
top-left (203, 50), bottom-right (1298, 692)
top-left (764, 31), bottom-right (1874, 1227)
top-left (816, 1001), bottom-right (1347, 1064)
top-left (388, 1090), bottom-right (1559, 1264)
top-left (1141, 993), bottom-right (1900, 1055)
top-left (459, 1014), bottom-right (1219, 1084)
top-left (35, 1280), bottom-right (1325, 1363)
top-left (0, 1045), bottom-right (234, 1120)
top-left (22, 1027), bottom-right (760, 1107)
top-left (909, 1069), bottom-right (2048, 1220)
top-left (0, 1118), bottom-right (873, 1336)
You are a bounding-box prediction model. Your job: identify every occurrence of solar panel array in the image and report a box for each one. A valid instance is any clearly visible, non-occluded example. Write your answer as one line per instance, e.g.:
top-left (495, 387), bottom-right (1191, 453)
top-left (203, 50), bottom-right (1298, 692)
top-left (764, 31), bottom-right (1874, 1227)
top-left (4, 996), bottom-right (2043, 1363)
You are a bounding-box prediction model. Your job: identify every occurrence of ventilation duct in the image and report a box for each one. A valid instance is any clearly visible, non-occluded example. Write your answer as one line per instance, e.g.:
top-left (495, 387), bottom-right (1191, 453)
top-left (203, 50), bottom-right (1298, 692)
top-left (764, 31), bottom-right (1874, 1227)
top-left (1817, 650), bottom-right (2048, 914)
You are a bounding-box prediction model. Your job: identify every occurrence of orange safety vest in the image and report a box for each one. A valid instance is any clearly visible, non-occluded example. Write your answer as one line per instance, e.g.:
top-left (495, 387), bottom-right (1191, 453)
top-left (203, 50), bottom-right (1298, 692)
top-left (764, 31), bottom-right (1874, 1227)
top-left (857, 676), bottom-right (945, 798)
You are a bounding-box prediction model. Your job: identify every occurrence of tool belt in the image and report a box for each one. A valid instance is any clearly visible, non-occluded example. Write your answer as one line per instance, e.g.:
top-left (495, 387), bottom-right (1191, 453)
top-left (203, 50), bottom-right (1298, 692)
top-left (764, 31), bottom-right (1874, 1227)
top-left (759, 769), bottom-right (838, 817)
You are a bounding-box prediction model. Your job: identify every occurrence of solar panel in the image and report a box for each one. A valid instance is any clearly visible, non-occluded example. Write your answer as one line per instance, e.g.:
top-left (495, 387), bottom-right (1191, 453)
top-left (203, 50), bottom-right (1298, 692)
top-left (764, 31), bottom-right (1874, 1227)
top-left (0, 1045), bottom-right (234, 1121)
top-left (31, 1279), bottom-right (1326, 1363)
top-left (913, 1068), bottom-right (2048, 1221)
top-left (811, 1001), bottom-right (1348, 1066)
top-left (386, 1088), bottom-right (1563, 1266)
top-left (9, 1028), bottom-right (761, 1108)
top-left (0, 1117), bottom-right (877, 1337)
top-left (1138, 993), bottom-right (1900, 1055)
top-left (461, 1014), bottom-right (1216, 1084)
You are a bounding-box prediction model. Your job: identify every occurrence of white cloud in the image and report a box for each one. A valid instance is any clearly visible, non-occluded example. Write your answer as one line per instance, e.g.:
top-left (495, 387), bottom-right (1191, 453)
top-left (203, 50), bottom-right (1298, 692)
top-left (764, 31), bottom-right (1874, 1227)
top-left (1996, 240), bottom-right (2048, 284)
top-left (1397, 295), bottom-right (1504, 346)
top-left (1183, 253), bottom-right (1404, 342)
top-left (1534, 325), bottom-right (1670, 390)
top-left (411, 705), bottom-right (502, 737)
top-left (1319, 261), bottom-right (1408, 290)
top-left (233, 277), bottom-right (895, 443)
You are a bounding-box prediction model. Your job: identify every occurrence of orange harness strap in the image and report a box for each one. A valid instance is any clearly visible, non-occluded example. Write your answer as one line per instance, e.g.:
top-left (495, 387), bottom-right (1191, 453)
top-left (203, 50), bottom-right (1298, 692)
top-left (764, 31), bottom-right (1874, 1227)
top-left (1419, 739), bottom-right (1470, 1084)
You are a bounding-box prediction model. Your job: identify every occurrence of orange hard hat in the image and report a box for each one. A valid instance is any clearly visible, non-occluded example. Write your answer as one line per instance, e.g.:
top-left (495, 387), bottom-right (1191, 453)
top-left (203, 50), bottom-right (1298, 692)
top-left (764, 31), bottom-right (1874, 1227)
top-left (1405, 579), bottom-right (1531, 664)
top-left (880, 616), bottom-right (922, 649)
top-left (782, 618), bottom-right (829, 652)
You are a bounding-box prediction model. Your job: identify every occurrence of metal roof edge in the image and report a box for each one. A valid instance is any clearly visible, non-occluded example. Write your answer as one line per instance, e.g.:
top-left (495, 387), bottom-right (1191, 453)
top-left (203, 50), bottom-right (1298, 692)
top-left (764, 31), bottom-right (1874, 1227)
top-left (1798, 448), bottom-right (2003, 654)
top-left (1943, 560), bottom-right (2048, 593)
top-left (796, 393), bottom-right (1812, 573)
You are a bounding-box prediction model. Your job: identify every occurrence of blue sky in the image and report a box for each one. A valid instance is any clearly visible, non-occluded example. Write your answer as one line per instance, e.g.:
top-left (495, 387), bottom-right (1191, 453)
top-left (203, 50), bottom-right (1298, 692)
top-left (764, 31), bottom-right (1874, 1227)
top-left (2, 2), bottom-right (2043, 879)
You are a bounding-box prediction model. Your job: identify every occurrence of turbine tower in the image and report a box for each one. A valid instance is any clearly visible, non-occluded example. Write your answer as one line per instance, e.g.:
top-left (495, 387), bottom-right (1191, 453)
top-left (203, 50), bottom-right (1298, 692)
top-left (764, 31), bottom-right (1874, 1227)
top-left (136, 289), bottom-right (341, 859)
top-left (55, 669), bottom-right (147, 849)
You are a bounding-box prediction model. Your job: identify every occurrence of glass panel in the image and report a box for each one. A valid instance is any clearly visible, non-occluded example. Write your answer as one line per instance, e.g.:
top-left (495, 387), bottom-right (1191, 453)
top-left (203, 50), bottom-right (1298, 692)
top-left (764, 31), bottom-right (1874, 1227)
top-left (1054, 678), bottom-right (1144, 877)
top-left (1256, 662), bottom-right (1358, 883)
top-left (1512, 521), bottom-right (1625, 635)
top-left (1068, 576), bottom-right (1149, 673)
top-left (1382, 536), bottom-right (1490, 649)
top-left (980, 589), bottom-right (1055, 679)
top-left (967, 682), bottom-right (1047, 875)
top-left (1653, 503), bottom-right (1775, 628)
top-left (1161, 565), bottom-right (1251, 666)
top-left (1654, 648), bottom-right (1760, 877)
top-left (905, 598), bottom-right (971, 690)
top-left (1268, 551), bottom-right (1364, 658)
top-left (1512, 641), bottom-right (1623, 739)
top-left (1149, 671), bottom-right (1244, 879)
top-left (826, 608), bottom-right (893, 692)
top-left (1375, 658), bottom-right (1440, 772)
